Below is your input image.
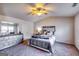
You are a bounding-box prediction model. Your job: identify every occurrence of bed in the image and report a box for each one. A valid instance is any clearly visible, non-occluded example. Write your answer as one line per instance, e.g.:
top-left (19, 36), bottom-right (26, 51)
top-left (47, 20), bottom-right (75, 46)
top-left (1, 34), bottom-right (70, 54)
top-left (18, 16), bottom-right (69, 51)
top-left (29, 26), bottom-right (56, 53)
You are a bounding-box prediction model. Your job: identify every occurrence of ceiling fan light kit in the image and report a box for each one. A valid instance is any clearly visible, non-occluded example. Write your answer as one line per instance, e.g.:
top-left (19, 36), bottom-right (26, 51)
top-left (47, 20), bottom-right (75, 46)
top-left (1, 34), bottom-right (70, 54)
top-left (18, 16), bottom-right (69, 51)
top-left (30, 3), bottom-right (49, 16)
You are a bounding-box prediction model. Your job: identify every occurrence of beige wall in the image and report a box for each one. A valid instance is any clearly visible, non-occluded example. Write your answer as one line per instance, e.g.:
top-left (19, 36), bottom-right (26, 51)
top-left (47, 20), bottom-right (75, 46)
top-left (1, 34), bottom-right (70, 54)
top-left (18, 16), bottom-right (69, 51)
top-left (34, 16), bottom-right (74, 44)
top-left (0, 15), bottom-right (34, 39)
top-left (75, 13), bottom-right (79, 50)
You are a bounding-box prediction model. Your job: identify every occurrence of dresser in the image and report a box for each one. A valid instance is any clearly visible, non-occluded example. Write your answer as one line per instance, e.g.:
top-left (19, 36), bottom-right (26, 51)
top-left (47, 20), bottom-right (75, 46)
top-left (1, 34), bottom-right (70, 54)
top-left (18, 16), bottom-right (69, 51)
top-left (0, 34), bottom-right (23, 50)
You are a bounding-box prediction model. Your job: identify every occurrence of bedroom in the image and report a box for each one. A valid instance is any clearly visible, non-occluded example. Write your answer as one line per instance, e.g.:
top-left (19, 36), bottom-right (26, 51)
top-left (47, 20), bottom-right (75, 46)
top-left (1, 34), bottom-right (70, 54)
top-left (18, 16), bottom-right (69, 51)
top-left (0, 3), bottom-right (79, 56)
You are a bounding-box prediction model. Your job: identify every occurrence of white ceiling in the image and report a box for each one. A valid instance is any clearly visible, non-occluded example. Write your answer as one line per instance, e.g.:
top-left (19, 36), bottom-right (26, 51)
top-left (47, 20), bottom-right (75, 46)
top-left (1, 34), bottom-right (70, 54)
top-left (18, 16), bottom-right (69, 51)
top-left (0, 3), bottom-right (79, 22)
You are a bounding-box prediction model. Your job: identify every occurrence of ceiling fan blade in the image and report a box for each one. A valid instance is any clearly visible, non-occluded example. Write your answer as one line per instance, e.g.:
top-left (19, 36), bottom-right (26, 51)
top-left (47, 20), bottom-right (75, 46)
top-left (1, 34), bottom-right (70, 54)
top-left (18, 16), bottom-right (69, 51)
top-left (72, 3), bottom-right (78, 7)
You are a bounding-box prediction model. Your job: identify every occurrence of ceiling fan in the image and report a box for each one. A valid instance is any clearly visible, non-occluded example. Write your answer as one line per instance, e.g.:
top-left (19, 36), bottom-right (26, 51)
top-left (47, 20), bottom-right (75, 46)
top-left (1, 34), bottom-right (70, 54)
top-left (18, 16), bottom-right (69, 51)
top-left (25, 3), bottom-right (54, 16)
top-left (25, 3), bottom-right (78, 16)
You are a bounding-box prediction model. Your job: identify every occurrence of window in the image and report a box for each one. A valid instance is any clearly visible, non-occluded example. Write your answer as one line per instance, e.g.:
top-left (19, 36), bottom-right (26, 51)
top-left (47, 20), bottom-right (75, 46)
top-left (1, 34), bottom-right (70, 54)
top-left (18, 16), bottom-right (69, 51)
top-left (1, 25), bottom-right (8, 33)
top-left (0, 21), bottom-right (17, 34)
top-left (1, 25), bottom-right (15, 34)
top-left (8, 26), bottom-right (14, 33)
